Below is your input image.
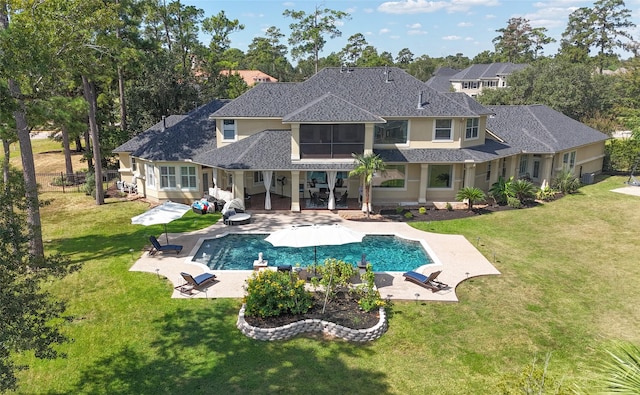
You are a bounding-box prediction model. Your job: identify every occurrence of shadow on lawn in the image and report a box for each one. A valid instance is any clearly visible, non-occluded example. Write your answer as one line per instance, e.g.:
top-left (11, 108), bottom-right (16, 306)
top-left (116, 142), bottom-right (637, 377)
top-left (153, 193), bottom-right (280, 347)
top-left (68, 300), bottom-right (391, 395)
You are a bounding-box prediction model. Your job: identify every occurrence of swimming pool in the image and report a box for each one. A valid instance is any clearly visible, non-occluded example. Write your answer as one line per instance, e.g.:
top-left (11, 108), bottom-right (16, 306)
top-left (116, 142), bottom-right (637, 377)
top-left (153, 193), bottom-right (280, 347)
top-left (191, 233), bottom-right (435, 272)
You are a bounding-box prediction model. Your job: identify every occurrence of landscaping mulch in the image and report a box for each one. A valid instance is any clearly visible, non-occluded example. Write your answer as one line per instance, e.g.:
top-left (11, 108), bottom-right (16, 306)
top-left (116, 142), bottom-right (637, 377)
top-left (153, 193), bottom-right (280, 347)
top-left (244, 292), bottom-right (380, 330)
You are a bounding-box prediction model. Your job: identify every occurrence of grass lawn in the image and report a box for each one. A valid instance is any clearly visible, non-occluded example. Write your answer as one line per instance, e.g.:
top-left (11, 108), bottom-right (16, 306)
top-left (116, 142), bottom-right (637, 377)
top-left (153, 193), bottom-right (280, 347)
top-left (6, 139), bottom-right (640, 393)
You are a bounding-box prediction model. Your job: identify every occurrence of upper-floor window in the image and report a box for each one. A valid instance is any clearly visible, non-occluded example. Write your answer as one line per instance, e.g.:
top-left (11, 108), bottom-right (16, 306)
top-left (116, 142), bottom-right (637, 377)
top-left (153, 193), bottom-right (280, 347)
top-left (428, 164), bottom-right (452, 188)
top-left (462, 81), bottom-right (479, 89)
top-left (131, 157), bottom-right (137, 172)
top-left (373, 165), bottom-right (406, 188)
top-left (563, 151), bottom-right (576, 170)
top-left (160, 166), bottom-right (176, 188)
top-left (483, 80), bottom-right (497, 88)
top-left (181, 166), bottom-right (197, 189)
top-left (465, 118), bottom-right (479, 140)
top-left (145, 164), bottom-right (155, 188)
top-left (374, 120), bottom-right (408, 144)
top-left (434, 119), bottom-right (452, 141)
top-left (223, 119), bottom-right (236, 140)
top-left (300, 124), bottom-right (364, 159)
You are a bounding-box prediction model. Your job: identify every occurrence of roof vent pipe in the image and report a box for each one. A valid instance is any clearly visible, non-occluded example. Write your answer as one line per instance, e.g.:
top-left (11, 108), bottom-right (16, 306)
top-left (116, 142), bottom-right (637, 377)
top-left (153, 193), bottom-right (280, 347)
top-left (417, 91), bottom-right (423, 109)
top-left (384, 65), bottom-right (390, 83)
top-left (162, 115), bottom-right (166, 131)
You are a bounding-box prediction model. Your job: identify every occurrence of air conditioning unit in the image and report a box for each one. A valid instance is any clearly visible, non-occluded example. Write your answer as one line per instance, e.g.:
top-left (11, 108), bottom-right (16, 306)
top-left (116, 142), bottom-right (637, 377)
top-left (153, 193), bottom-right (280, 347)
top-left (581, 173), bottom-right (595, 185)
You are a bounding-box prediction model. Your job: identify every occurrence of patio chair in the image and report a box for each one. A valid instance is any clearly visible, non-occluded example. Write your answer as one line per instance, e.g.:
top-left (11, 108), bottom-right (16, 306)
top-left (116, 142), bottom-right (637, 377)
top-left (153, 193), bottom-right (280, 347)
top-left (179, 272), bottom-right (217, 290)
top-left (149, 235), bottom-right (183, 255)
top-left (402, 270), bottom-right (448, 292)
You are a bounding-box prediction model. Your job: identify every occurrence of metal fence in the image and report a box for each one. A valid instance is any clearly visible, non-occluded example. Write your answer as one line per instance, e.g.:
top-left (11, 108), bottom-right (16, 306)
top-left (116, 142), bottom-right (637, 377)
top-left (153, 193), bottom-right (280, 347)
top-left (36, 170), bottom-right (121, 193)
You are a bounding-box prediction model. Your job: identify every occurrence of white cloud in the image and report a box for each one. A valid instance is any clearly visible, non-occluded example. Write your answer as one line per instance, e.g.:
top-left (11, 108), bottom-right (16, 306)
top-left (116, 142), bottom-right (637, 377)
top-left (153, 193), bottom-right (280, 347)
top-left (380, 28), bottom-right (391, 35)
top-left (464, 37), bottom-right (474, 41)
top-left (407, 23), bottom-right (422, 29)
top-left (408, 29), bottom-right (428, 35)
top-left (378, 0), bottom-right (449, 14)
top-left (457, 22), bottom-right (473, 27)
top-left (448, 0), bottom-right (500, 12)
top-left (442, 35), bottom-right (462, 40)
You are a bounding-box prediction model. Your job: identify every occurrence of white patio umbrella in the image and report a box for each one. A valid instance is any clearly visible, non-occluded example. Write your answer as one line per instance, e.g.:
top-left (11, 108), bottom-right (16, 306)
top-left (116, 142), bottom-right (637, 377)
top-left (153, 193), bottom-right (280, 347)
top-left (131, 201), bottom-right (191, 243)
top-left (264, 223), bottom-right (365, 264)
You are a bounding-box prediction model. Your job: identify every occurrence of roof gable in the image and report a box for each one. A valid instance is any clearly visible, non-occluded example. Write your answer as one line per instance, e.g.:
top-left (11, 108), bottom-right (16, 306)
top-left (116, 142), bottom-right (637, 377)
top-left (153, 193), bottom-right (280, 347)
top-left (282, 93), bottom-right (385, 123)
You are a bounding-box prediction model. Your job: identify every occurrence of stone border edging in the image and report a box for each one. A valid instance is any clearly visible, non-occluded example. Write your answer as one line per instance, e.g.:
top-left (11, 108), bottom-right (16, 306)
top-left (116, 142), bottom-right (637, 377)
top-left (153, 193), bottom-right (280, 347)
top-left (237, 304), bottom-right (388, 342)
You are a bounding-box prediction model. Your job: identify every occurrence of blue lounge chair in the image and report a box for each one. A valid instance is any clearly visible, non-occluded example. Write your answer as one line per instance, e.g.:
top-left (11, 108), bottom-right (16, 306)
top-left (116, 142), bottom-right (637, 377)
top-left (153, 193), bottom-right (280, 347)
top-left (403, 270), bottom-right (448, 292)
top-left (180, 272), bottom-right (217, 290)
top-left (149, 235), bottom-right (183, 255)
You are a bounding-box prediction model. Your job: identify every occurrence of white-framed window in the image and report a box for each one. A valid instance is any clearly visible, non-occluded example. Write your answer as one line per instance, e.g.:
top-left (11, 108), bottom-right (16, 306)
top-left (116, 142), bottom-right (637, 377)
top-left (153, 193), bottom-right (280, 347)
top-left (519, 156), bottom-right (528, 176)
top-left (465, 118), bottom-right (479, 140)
top-left (222, 119), bottom-right (236, 140)
top-left (131, 157), bottom-right (137, 172)
top-left (145, 164), bottom-right (155, 188)
top-left (160, 166), bottom-right (176, 189)
top-left (434, 119), bottom-right (452, 141)
top-left (373, 165), bottom-right (406, 189)
top-left (563, 151), bottom-right (576, 170)
top-left (181, 166), bottom-right (197, 189)
top-left (254, 171), bottom-right (264, 184)
top-left (462, 81), bottom-right (479, 89)
top-left (428, 164), bottom-right (452, 188)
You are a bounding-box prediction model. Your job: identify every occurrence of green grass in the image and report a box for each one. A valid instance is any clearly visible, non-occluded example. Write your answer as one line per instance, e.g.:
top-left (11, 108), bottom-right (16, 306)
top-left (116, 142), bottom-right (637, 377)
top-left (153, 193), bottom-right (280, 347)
top-left (9, 150), bottom-right (640, 393)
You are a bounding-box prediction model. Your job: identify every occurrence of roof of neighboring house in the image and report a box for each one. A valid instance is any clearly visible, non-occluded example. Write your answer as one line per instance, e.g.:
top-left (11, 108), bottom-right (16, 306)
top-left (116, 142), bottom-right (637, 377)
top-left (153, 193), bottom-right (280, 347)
top-left (486, 105), bottom-right (608, 154)
top-left (450, 62), bottom-right (528, 81)
top-left (113, 100), bottom-right (229, 161)
top-left (213, 67), bottom-right (493, 121)
top-left (220, 69), bottom-right (278, 86)
top-left (425, 74), bottom-right (453, 93)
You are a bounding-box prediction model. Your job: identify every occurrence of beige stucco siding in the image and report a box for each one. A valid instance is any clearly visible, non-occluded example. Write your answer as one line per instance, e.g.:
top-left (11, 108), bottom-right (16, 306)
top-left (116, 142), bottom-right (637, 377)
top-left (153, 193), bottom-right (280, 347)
top-left (216, 118), bottom-right (285, 147)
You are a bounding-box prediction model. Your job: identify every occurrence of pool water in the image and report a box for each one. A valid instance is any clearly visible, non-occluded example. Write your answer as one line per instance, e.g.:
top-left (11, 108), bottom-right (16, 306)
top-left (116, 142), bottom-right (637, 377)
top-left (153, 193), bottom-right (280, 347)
top-left (192, 234), bottom-right (434, 271)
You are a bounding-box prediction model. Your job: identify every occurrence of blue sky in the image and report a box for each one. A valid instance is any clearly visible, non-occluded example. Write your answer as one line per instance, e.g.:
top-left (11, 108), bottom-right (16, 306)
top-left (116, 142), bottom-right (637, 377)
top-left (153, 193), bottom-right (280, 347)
top-left (185, 0), bottom-right (640, 60)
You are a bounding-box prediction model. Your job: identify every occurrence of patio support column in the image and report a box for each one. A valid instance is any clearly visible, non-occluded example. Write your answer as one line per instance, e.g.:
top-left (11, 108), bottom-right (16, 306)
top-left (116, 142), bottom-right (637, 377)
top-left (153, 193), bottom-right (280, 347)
top-left (290, 171), bottom-right (301, 212)
top-left (233, 170), bottom-right (245, 201)
top-left (540, 154), bottom-right (553, 188)
top-left (418, 164), bottom-right (428, 204)
top-left (364, 124), bottom-right (374, 155)
top-left (507, 156), bottom-right (518, 179)
top-left (464, 161), bottom-right (476, 188)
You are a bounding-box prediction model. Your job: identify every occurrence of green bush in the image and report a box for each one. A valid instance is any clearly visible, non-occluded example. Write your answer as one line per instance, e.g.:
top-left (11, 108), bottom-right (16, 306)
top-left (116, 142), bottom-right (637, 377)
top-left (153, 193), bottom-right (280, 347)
top-left (418, 207), bottom-right (427, 215)
top-left (311, 258), bottom-right (356, 305)
top-left (244, 270), bottom-right (312, 318)
top-left (508, 179), bottom-right (536, 204)
top-left (395, 205), bottom-right (404, 214)
top-left (82, 172), bottom-right (95, 196)
top-left (356, 264), bottom-right (386, 312)
top-left (404, 211), bottom-right (413, 219)
top-left (536, 186), bottom-right (557, 202)
top-left (489, 176), bottom-right (514, 205)
top-left (445, 202), bottom-right (453, 211)
top-left (552, 169), bottom-right (581, 194)
top-left (507, 196), bottom-right (521, 209)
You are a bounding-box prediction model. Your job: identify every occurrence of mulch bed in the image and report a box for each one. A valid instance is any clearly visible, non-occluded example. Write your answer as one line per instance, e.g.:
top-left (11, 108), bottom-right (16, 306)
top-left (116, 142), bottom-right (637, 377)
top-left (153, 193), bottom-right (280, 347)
top-left (341, 204), bottom-right (524, 222)
top-left (244, 292), bottom-right (380, 330)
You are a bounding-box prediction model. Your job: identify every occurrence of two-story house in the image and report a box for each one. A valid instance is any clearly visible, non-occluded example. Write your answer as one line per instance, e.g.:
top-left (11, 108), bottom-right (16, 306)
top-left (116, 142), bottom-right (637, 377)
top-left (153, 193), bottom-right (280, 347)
top-left (114, 66), bottom-right (607, 212)
top-left (427, 63), bottom-right (528, 97)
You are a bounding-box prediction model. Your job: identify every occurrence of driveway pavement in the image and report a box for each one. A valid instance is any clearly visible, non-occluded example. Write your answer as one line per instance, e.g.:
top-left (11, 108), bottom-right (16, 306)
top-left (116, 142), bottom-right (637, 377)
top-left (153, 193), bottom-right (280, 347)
top-left (130, 211), bottom-right (500, 302)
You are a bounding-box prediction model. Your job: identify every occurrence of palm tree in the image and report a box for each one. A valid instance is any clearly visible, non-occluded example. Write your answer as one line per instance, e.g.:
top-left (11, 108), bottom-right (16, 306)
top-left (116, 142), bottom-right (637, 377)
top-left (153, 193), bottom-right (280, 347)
top-left (508, 179), bottom-right (537, 205)
top-left (455, 187), bottom-right (486, 211)
top-left (602, 343), bottom-right (640, 392)
top-left (349, 153), bottom-right (385, 218)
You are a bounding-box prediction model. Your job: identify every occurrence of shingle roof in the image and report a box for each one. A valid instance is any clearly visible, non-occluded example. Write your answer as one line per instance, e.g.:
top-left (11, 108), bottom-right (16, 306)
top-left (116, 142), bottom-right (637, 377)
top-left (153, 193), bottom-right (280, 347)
top-left (376, 139), bottom-right (520, 163)
top-left (425, 74), bottom-right (453, 93)
top-left (451, 63), bottom-right (527, 80)
top-left (192, 129), bottom-right (358, 171)
top-left (213, 67), bottom-right (490, 120)
top-left (486, 105), bottom-right (608, 154)
top-left (113, 100), bottom-right (229, 161)
top-left (282, 93), bottom-right (385, 123)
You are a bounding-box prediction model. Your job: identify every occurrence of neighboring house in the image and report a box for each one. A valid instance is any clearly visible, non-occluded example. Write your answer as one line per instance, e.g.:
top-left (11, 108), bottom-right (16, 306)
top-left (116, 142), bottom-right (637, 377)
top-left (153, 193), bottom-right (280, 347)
top-left (220, 69), bottom-right (278, 86)
top-left (427, 63), bottom-right (527, 97)
top-left (114, 66), bottom-right (607, 211)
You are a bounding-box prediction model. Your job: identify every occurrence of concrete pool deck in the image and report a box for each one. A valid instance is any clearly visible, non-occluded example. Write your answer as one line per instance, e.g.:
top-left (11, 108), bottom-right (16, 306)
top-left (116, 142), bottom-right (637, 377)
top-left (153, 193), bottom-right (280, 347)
top-left (130, 211), bottom-right (500, 302)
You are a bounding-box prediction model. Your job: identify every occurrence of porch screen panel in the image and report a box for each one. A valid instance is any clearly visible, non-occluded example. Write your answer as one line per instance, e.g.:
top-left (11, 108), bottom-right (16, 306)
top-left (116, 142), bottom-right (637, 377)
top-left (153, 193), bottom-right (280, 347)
top-left (300, 124), bottom-right (364, 158)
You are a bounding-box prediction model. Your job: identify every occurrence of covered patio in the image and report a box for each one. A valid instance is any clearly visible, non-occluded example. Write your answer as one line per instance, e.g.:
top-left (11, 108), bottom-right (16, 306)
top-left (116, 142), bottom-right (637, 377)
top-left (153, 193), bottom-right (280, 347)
top-left (244, 192), bottom-right (361, 211)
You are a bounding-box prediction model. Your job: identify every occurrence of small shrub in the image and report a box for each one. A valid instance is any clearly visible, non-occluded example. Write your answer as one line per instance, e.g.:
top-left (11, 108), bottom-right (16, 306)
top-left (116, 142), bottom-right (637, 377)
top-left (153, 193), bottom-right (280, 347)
top-left (356, 264), bottom-right (386, 312)
top-left (445, 202), bottom-right (453, 211)
top-left (404, 211), bottom-right (413, 219)
top-left (508, 179), bottom-right (536, 205)
top-left (310, 258), bottom-right (356, 304)
top-left (51, 176), bottom-right (74, 187)
top-left (552, 169), bottom-right (581, 194)
top-left (83, 172), bottom-right (96, 196)
top-left (244, 270), bottom-right (313, 318)
top-left (418, 207), bottom-right (427, 215)
top-left (536, 186), bottom-right (557, 202)
top-left (395, 205), bottom-right (404, 214)
top-left (507, 196), bottom-right (521, 209)
top-left (489, 176), bottom-right (514, 205)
